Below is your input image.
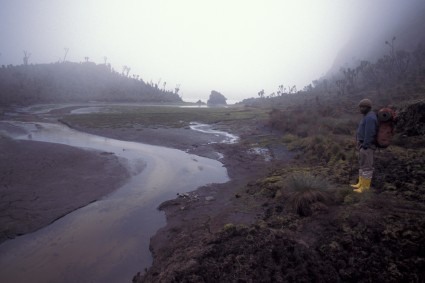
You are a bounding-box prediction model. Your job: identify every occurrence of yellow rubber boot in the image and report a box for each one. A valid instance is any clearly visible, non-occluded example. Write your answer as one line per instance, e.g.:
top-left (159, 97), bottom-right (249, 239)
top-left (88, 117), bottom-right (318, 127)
top-left (350, 176), bottom-right (363, 189)
top-left (362, 178), bottom-right (371, 190)
top-left (353, 178), bottom-right (371, 193)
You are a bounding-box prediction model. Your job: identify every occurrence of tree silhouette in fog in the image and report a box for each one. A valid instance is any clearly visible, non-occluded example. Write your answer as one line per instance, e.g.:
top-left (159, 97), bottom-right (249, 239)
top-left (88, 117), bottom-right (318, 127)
top-left (23, 51), bottom-right (31, 65)
top-left (63, 48), bottom-right (69, 62)
top-left (0, 62), bottom-right (182, 106)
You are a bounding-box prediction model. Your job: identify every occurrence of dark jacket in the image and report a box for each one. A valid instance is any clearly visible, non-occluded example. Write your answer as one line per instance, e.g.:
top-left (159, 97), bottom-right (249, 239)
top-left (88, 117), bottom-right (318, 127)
top-left (357, 110), bottom-right (378, 149)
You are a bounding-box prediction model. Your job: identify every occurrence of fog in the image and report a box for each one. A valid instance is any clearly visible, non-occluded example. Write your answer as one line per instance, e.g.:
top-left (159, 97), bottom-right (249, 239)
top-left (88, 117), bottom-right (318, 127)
top-left (1, 0), bottom-right (424, 102)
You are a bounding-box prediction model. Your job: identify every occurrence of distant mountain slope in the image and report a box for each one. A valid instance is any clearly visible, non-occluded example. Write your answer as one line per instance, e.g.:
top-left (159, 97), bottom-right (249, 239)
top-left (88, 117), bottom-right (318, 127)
top-left (0, 62), bottom-right (182, 106)
top-left (329, 2), bottom-right (425, 74)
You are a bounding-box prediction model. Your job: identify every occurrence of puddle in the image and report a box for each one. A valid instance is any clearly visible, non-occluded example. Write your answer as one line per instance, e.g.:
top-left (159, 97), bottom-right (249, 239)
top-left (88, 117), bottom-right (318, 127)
top-left (0, 121), bottom-right (229, 283)
top-left (248, 147), bottom-right (273, 161)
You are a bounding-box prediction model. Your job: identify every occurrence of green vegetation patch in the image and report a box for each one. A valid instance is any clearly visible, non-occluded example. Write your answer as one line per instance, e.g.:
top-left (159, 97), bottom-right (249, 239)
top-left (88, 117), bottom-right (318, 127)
top-left (62, 106), bottom-right (268, 129)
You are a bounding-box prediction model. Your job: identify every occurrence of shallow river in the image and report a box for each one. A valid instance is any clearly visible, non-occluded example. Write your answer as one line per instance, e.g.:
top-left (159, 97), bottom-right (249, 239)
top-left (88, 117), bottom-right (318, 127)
top-left (0, 121), bottom-right (230, 283)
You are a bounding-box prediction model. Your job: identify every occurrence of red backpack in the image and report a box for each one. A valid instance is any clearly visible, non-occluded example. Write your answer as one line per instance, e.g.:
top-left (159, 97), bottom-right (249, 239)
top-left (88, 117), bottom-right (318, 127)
top-left (376, 108), bottom-right (396, 148)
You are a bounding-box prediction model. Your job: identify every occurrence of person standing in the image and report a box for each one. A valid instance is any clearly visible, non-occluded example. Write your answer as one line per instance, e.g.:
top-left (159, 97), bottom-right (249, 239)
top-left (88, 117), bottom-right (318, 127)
top-left (351, 99), bottom-right (378, 193)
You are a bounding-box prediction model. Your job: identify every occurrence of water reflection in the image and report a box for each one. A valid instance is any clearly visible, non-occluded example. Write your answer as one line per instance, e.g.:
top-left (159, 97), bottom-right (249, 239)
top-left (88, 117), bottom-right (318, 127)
top-left (0, 121), bottom-right (229, 283)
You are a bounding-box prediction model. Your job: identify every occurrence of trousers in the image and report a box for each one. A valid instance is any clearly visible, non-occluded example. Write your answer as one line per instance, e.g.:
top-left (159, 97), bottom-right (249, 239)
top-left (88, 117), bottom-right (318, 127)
top-left (358, 148), bottom-right (374, 179)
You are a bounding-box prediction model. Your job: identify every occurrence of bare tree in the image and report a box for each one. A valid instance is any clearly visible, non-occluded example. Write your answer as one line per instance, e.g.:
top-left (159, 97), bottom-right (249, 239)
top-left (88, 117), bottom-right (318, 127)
top-left (175, 84), bottom-right (181, 94)
top-left (395, 50), bottom-right (410, 77)
top-left (288, 85), bottom-right (297, 94)
top-left (384, 36), bottom-right (410, 80)
top-left (23, 50), bottom-right (31, 65)
top-left (122, 65), bottom-right (131, 76)
top-left (412, 44), bottom-right (425, 71)
top-left (103, 56), bottom-right (107, 64)
top-left (63, 48), bottom-right (69, 62)
top-left (385, 36), bottom-right (397, 58)
top-left (277, 84), bottom-right (285, 96)
top-left (84, 57), bottom-right (89, 62)
top-left (258, 89), bottom-right (265, 98)
top-left (303, 84), bottom-right (313, 92)
top-left (335, 79), bottom-right (347, 96)
top-left (361, 60), bottom-right (385, 94)
top-left (341, 67), bottom-right (358, 93)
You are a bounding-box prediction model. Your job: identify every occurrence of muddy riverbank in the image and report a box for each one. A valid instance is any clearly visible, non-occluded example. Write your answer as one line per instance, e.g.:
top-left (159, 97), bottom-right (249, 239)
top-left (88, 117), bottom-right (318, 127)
top-left (0, 135), bottom-right (129, 244)
top-left (0, 104), bottom-right (285, 282)
top-left (0, 116), bottom-right (234, 282)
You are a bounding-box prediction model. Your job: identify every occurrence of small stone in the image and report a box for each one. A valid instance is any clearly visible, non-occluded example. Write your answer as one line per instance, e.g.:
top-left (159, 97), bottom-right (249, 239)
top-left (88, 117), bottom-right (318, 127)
top-left (177, 193), bottom-right (189, 198)
top-left (205, 196), bottom-right (215, 201)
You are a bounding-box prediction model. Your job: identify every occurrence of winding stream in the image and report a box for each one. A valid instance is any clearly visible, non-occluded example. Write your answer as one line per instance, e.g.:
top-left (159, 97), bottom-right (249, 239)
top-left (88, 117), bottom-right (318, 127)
top-left (189, 122), bottom-right (239, 144)
top-left (0, 121), bottom-right (230, 283)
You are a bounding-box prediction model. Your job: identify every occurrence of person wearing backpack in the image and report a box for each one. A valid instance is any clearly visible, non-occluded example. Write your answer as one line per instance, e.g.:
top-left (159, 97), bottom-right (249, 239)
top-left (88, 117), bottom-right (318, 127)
top-left (351, 98), bottom-right (378, 193)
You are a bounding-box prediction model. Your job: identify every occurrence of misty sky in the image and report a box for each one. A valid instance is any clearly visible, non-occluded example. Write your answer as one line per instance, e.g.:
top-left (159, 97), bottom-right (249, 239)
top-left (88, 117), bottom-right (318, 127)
top-left (1, 0), bottom-right (424, 102)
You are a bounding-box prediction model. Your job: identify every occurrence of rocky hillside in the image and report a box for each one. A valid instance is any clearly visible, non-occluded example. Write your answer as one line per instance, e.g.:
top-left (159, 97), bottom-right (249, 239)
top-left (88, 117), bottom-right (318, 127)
top-left (329, 2), bottom-right (425, 74)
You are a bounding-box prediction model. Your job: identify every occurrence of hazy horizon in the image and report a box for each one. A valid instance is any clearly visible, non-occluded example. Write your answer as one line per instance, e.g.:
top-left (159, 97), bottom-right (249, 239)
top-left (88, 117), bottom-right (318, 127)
top-left (1, 0), bottom-right (424, 102)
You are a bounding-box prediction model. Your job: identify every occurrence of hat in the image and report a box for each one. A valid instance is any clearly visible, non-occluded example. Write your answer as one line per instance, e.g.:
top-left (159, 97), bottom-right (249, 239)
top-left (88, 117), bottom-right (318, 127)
top-left (359, 99), bottom-right (372, 108)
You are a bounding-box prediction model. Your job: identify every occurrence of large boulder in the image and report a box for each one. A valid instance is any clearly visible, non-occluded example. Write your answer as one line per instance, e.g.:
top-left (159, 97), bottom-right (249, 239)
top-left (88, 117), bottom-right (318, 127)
top-left (207, 90), bottom-right (227, 106)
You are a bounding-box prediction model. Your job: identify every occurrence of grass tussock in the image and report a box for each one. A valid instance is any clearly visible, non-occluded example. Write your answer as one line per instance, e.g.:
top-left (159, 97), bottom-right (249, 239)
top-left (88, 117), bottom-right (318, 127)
top-left (284, 173), bottom-right (333, 216)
